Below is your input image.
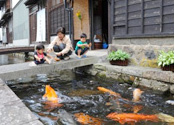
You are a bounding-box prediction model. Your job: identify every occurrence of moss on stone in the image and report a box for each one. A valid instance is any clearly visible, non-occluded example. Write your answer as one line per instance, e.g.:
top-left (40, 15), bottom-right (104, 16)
top-left (140, 58), bottom-right (159, 68)
top-left (97, 71), bottom-right (107, 79)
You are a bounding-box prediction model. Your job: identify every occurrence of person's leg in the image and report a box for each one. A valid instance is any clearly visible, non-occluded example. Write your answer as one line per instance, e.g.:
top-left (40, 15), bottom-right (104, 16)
top-left (53, 44), bottom-right (65, 60)
top-left (77, 49), bottom-right (82, 58)
top-left (63, 50), bottom-right (72, 60)
top-left (81, 47), bottom-right (89, 57)
top-left (53, 45), bottom-right (61, 52)
top-left (63, 50), bottom-right (72, 57)
top-left (34, 59), bottom-right (45, 65)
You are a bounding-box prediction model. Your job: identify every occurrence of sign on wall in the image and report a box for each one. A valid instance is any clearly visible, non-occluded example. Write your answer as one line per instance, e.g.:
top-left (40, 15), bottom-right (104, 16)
top-left (36, 9), bottom-right (46, 42)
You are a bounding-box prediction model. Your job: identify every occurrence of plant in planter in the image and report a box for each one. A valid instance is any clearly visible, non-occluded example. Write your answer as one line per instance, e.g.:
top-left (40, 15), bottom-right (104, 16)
top-left (157, 50), bottom-right (174, 72)
top-left (107, 50), bottom-right (130, 66)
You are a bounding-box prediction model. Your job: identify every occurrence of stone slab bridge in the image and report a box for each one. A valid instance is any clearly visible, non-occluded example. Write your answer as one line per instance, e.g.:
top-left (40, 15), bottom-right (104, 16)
top-left (0, 50), bottom-right (107, 125)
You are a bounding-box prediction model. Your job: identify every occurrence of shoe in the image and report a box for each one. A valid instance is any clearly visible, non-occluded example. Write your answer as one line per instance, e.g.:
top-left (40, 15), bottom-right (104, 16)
top-left (64, 56), bottom-right (70, 60)
top-left (82, 55), bottom-right (87, 58)
top-left (77, 56), bottom-right (82, 59)
top-left (54, 57), bottom-right (61, 61)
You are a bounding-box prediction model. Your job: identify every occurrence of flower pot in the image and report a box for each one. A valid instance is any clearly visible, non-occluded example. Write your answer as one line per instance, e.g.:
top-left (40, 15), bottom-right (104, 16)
top-left (109, 60), bottom-right (129, 66)
top-left (161, 64), bottom-right (174, 72)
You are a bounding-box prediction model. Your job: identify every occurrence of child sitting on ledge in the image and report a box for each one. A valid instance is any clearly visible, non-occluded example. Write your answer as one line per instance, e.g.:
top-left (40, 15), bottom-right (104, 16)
top-left (34, 44), bottom-right (53, 65)
top-left (75, 33), bottom-right (92, 59)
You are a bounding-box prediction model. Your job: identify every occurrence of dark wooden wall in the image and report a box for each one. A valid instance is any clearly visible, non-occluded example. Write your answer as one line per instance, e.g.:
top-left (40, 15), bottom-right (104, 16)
top-left (112, 0), bottom-right (174, 38)
top-left (49, 3), bottom-right (69, 36)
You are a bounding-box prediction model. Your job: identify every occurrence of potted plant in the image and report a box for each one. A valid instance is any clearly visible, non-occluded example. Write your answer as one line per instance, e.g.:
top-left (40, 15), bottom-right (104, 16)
top-left (107, 50), bottom-right (130, 66)
top-left (157, 50), bottom-right (174, 72)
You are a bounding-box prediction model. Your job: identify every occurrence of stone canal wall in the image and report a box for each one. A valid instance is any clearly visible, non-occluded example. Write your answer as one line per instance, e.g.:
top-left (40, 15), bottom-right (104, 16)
top-left (79, 63), bottom-right (174, 94)
top-left (110, 37), bottom-right (174, 68)
top-left (0, 79), bottom-right (43, 125)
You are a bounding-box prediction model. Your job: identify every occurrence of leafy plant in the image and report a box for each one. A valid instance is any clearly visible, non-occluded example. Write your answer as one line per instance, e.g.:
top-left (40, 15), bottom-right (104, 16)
top-left (107, 50), bottom-right (130, 61)
top-left (157, 50), bottom-right (174, 67)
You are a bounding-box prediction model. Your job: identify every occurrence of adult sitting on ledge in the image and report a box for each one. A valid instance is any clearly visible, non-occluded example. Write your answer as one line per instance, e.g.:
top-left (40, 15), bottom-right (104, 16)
top-left (47, 27), bottom-right (73, 61)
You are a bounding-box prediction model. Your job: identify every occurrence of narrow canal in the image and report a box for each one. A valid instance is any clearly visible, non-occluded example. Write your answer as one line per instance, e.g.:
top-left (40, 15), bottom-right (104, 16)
top-left (0, 54), bottom-right (31, 65)
top-left (7, 71), bottom-right (174, 125)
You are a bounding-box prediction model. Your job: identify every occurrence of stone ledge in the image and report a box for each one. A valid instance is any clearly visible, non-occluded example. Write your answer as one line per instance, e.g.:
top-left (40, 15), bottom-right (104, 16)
top-left (0, 79), bottom-right (43, 125)
top-left (93, 63), bottom-right (174, 84)
top-left (84, 63), bottom-right (174, 93)
top-left (0, 56), bottom-right (105, 81)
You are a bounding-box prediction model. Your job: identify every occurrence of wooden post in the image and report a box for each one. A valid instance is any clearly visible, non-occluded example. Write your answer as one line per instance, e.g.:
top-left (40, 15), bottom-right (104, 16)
top-left (24, 52), bottom-right (29, 59)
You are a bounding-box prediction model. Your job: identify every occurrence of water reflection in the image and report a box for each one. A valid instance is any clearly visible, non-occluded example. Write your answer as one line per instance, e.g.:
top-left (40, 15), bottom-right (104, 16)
top-left (0, 54), bottom-right (31, 65)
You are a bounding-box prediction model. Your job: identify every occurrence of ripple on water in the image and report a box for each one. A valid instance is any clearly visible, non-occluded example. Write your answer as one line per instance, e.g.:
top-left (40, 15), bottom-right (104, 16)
top-left (7, 72), bottom-right (174, 125)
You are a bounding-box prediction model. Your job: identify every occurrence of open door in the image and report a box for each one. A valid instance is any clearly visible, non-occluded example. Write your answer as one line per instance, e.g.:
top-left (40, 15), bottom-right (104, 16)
top-left (89, 0), bottom-right (109, 50)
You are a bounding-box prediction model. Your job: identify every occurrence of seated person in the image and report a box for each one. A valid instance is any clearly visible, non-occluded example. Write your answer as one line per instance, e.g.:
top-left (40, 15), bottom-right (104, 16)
top-left (34, 44), bottom-right (53, 65)
top-left (47, 27), bottom-right (73, 61)
top-left (75, 33), bottom-right (92, 58)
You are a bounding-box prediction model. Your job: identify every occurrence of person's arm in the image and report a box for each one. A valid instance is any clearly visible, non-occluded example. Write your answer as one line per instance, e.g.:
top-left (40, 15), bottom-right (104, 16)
top-left (44, 52), bottom-right (53, 59)
top-left (88, 42), bottom-right (92, 48)
top-left (34, 55), bottom-right (41, 62)
top-left (60, 37), bottom-right (72, 55)
top-left (34, 52), bottom-right (41, 61)
top-left (47, 37), bottom-right (57, 53)
top-left (47, 54), bottom-right (54, 59)
top-left (77, 44), bottom-right (88, 47)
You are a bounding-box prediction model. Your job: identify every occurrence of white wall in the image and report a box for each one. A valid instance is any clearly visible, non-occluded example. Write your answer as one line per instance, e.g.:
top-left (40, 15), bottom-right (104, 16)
top-left (0, 11), bottom-right (2, 41)
top-left (13, 0), bottom-right (30, 46)
top-left (12, 0), bottom-right (20, 9)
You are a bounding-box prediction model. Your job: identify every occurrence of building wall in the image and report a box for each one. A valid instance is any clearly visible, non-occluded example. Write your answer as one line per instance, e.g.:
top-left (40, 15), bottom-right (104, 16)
top-left (12, 0), bottom-right (20, 9)
top-left (112, 0), bottom-right (174, 38)
top-left (73, 0), bottom-right (90, 40)
top-left (109, 0), bottom-right (174, 68)
top-left (13, 0), bottom-right (29, 46)
top-left (109, 37), bottom-right (174, 68)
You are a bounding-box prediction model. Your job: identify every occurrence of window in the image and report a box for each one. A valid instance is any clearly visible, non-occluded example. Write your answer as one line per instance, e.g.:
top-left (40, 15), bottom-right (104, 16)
top-left (113, 0), bottom-right (174, 38)
top-left (50, 4), bottom-right (69, 35)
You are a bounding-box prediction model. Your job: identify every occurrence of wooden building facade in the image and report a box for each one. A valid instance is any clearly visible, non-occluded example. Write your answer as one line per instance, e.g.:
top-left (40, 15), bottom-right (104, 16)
top-left (24, 0), bottom-right (174, 48)
top-left (0, 0), bottom-right (13, 44)
top-left (110, 0), bottom-right (174, 39)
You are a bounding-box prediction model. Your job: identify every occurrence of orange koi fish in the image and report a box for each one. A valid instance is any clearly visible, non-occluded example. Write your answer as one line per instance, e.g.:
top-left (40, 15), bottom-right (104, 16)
top-left (74, 113), bottom-right (103, 125)
top-left (107, 112), bottom-right (159, 124)
top-left (42, 85), bottom-right (63, 109)
top-left (97, 87), bottom-right (121, 97)
top-left (43, 85), bottom-right (59, 103)
top-left (133, 88), bottom-right (143, 102)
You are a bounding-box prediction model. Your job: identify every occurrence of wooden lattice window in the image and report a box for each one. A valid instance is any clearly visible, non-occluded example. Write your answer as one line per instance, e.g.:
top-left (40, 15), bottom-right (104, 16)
top-left (112, 0), bottom-right (174, 38)
top-left (50, 3), bottom-right (69, 35)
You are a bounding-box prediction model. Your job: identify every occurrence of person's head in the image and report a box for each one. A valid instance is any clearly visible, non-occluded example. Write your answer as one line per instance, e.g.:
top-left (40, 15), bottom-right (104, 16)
top-left (36, 44), bottom-right (45, 54)
top-left (56, 27), bottom-right (66, 40)
top-left (80, 33), bottom-right (87, 42)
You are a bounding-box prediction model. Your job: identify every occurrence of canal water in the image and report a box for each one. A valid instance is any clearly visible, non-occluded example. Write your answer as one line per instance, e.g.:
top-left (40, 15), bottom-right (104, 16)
top-left (0, 54), bottom-right (31, 65)
top-left (7, 71), bottom-right (174, 125)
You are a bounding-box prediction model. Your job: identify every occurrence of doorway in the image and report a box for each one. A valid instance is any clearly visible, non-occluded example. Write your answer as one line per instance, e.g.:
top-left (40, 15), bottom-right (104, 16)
top-left (90, 0), bottom-right (108, 50)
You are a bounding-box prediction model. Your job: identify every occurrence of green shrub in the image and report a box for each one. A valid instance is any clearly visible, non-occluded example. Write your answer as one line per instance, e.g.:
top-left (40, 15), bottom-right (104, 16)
top-left (107, 50), bottom-right (130, 61)
top-left (157, 51), bottom-right (174, 67)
